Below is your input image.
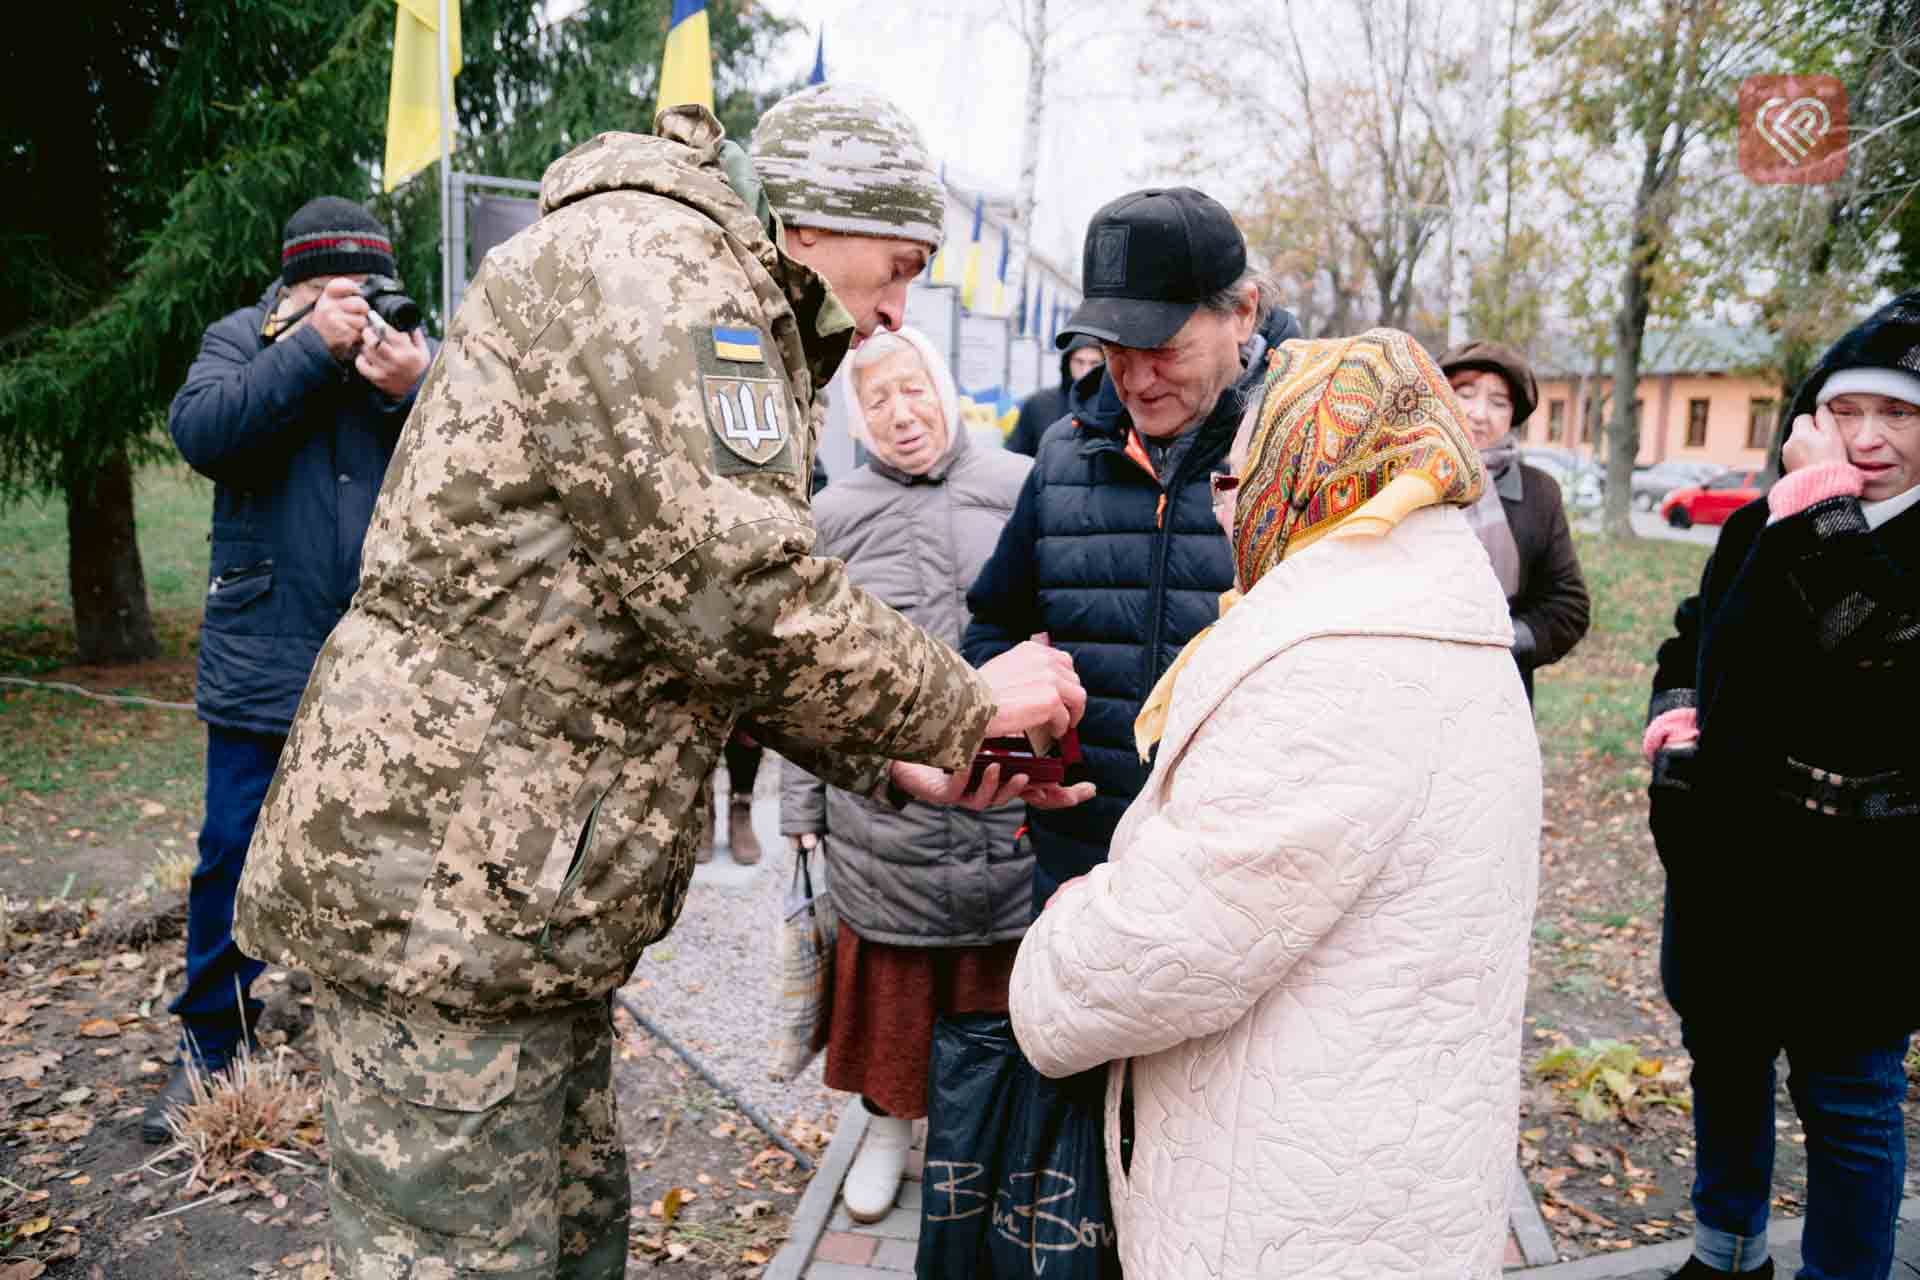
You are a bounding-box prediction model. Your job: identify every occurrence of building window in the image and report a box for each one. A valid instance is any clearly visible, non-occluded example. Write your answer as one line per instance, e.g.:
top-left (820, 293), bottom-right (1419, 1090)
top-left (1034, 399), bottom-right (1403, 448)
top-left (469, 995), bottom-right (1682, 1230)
top-left (1686, 398), bottom-right (1709, 447)
top-left (1748, 399), bottom-right (1776, 450)
top-left (1547, 399), bottom-right (1565, 442)
top-left (1580, 404), bottom-right (1595, 444)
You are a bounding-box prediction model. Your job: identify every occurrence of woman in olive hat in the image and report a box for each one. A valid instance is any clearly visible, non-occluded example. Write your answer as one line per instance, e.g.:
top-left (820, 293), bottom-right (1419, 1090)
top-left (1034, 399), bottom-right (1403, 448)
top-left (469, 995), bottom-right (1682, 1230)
top-left (1440, 340), bottom-right (1592, 701)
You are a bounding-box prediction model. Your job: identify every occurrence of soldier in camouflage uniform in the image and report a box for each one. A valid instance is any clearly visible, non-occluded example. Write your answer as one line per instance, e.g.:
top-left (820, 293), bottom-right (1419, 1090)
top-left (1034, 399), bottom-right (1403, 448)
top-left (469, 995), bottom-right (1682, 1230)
top-left (235, 85), bottom-right (1089, 1279)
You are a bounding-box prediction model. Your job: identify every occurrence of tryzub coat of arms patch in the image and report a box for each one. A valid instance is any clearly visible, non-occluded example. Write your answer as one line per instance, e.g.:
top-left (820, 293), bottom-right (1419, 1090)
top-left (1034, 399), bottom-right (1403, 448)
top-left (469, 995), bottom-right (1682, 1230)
top-left (704, 373), bottom-right (790, 467)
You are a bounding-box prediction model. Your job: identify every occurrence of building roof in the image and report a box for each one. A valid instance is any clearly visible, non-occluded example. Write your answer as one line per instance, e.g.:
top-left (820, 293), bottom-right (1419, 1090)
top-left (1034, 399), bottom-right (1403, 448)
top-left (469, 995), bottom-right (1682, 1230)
top-left (1534, 324), bottom-right (1779, 379)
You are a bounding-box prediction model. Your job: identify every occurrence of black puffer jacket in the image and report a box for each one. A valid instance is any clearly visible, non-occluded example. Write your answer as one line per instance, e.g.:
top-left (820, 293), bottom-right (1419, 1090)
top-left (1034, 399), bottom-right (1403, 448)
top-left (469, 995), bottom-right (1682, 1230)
top-left (168, 283), bottom-right (426, 736)
top-left (964, 307), bottom-right (1301, 909)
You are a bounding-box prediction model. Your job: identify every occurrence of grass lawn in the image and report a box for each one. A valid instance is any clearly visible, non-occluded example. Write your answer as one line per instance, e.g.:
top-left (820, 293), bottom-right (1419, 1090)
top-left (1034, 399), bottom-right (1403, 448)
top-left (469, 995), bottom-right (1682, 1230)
top-left (0, 464), bottom-right (210, 874)
top-left (1534, 531), bottom-right (1710, 777)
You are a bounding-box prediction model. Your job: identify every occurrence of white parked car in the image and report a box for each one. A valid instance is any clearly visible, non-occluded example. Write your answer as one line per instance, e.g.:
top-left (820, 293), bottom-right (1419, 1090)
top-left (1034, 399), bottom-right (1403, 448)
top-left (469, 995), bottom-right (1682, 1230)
top-left (1521, 447), bottom-right (1605, 510)
top-left (1631, 459), bottom-right (1727, 510)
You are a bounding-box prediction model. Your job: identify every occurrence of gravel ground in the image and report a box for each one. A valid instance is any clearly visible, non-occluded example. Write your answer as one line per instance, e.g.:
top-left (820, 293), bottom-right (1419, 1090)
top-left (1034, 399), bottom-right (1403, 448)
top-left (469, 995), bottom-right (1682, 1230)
top-left (619, 753), bottom-right (841, 1133)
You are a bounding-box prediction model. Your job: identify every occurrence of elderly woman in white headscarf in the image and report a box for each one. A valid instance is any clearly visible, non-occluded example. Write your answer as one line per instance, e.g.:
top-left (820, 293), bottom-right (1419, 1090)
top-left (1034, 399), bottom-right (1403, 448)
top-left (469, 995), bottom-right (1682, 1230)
top-left (780, 326), bottom-right (1037, 1221)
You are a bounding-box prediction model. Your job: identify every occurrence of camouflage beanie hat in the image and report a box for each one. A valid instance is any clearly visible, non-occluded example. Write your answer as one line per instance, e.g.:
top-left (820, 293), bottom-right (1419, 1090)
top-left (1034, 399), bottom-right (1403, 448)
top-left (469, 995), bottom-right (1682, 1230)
top-left (750, 84), bottom-right (945, 249)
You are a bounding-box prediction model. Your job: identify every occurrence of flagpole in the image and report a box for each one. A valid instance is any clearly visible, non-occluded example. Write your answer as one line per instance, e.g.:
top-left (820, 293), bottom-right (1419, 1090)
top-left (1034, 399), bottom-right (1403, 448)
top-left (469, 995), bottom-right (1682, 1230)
top-left (437, 0), bottom-right (455, 327)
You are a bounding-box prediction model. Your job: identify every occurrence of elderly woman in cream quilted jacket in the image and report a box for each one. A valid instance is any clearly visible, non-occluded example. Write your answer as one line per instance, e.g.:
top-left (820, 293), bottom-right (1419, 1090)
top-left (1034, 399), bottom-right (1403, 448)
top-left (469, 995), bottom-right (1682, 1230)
top-left (1009, 329), bottom-right (1542, 1278)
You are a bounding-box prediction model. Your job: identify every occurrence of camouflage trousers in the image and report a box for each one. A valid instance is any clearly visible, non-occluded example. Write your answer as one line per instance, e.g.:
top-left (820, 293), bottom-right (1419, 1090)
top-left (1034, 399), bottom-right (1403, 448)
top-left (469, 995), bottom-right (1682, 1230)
top-left (312, 980), bottom-right (630, 1279)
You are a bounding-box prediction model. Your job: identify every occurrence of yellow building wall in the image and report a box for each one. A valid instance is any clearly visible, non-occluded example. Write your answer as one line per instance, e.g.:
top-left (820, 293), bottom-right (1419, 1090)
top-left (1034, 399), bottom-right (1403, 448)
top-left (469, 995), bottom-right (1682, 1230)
top-left (1531, 372), bottom-right (1779, 470)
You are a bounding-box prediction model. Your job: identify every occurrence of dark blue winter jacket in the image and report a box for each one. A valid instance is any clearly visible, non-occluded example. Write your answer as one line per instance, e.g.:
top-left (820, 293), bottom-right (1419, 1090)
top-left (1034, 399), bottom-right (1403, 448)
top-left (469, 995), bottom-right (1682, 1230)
top-left (962, 307), bottom-right (1300, 909)
top-left (168, 284), bottom-right (426, 736)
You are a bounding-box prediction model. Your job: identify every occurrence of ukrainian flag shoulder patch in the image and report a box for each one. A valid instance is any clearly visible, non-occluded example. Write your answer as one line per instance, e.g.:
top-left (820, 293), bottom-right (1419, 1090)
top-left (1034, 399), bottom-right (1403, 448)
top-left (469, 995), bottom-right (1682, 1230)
top-left (712, 326), bottom-right (764, 363)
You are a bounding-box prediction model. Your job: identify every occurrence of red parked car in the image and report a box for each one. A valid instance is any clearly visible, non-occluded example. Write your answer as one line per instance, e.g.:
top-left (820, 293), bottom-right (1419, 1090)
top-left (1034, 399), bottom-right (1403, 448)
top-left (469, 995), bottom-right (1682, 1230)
top-left (1661, 468), bottom-right (1772, 528)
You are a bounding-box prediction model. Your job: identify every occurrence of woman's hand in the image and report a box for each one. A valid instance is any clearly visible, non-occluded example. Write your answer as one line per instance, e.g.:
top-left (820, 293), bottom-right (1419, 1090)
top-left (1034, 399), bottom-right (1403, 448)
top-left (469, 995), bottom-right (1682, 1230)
top-left (1781, 405), bottom-right (1849, 473)
top-left (1021, 781), bottom-right (1097, 810)
top-left (787, 833), bottom-right (819, 858)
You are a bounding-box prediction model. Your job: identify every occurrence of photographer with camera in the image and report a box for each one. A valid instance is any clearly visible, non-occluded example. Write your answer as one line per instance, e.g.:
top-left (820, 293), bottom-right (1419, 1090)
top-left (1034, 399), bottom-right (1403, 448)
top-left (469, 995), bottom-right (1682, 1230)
top-left (146, 196), bottom-right (431, 1142)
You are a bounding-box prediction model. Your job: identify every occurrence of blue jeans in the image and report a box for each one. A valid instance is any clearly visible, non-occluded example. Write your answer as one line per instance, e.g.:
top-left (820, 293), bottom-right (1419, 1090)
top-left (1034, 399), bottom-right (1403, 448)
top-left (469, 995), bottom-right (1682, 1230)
top-left (168, 726), bottom-right (282, 1069)
top-left (1684, 1021), bottom-right (1911, 1278)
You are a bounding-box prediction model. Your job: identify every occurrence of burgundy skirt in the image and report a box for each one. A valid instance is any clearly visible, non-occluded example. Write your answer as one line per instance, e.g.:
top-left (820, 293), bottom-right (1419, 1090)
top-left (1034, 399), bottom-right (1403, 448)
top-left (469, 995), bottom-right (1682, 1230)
top-left (822, 924), bottom-right (1021, 1120)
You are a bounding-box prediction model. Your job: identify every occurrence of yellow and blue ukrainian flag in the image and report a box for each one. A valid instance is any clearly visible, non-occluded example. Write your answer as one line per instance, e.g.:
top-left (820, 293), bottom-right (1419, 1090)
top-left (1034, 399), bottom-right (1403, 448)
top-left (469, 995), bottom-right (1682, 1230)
top-left (384, 0), bottom-right (462, 193)
top-left (960, 197), bottom-right (985, 311)
top-left (928, 166), bottom-right (955, 285)
top-left (659, 0), bottom-right (714, 113)
top-left (712, 326), bottom-right (763, 363)
top-left (989, 227), bottom-right (1011, 317)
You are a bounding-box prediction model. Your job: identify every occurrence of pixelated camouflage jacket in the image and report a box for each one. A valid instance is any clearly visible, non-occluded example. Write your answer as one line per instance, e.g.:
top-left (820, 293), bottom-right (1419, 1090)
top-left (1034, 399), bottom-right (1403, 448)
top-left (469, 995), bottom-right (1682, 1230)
top-left (235, 106), bottom-right (995, 1016)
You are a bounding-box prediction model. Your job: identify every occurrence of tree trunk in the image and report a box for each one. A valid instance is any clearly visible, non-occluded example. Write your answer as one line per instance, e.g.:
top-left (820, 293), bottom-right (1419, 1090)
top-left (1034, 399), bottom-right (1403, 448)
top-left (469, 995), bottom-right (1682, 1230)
top-left (1012, 0), bottom-right (1047, 329)
top-left (1604, 236), bottom-right (1651, 538)
top-left (66, 450), bottom-right (158, 664)
top-left (1604, 141), bottom-right (1665, 541)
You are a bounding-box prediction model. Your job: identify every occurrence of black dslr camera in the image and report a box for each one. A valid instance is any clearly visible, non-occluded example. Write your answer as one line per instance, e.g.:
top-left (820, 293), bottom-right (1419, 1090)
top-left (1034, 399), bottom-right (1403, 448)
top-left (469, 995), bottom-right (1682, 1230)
top-left (358, 275), bottom-right (422, 332)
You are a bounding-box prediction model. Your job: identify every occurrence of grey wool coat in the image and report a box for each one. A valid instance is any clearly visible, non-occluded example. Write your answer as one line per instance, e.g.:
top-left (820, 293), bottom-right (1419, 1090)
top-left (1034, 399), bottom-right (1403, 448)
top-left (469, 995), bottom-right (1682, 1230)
top-left (781, 428), bottom-right (1034, 946)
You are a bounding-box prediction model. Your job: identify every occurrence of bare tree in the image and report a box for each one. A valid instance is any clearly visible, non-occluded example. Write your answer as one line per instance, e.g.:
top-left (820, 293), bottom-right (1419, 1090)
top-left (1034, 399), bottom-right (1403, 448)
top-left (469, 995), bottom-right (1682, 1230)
top-left (1541, 0), bottom-right (1793, 537)
top-left (1144, 0), bottom-right (1498, 331)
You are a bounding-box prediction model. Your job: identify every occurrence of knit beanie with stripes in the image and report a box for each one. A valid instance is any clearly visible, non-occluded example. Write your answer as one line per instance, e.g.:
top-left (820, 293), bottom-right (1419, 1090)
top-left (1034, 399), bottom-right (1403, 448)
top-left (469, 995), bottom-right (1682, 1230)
top-left (280, 197), bottom-right (397, 284)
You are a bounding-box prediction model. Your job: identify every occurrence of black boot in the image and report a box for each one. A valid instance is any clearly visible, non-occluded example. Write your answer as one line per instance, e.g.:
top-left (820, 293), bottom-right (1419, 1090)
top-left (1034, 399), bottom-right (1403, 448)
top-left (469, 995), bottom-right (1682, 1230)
top-left (1668, 1257), bottom-right (1774, 1279)
top-left (140, 1061), bottom-right (198, 1144)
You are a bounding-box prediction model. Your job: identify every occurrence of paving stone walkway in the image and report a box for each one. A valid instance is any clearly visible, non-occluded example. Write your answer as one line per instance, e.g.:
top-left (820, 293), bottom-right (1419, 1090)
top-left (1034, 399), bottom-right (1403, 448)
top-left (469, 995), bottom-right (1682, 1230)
top-left (771, 1100), bottom-right (1550, 1278)
top-left (770, 1102), bottom-right (1920, 1278)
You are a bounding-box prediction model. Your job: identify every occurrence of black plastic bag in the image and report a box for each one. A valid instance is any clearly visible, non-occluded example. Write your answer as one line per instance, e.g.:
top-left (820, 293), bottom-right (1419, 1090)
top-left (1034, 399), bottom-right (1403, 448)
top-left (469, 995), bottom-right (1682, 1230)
top-left (916, 1014), bottom-right (1121, 1280)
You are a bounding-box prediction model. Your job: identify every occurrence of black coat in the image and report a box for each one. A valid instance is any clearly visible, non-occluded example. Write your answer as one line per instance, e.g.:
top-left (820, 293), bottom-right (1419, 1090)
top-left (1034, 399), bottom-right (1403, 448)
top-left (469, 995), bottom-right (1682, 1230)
top-left (168, 285), bottom-right (425, 736)
top-left (1648, 492), bottom-right (1920, 1036)
top-left (1499, 462), bottom-right (1591, 697)
top-left (964, 307), bottom-right (1301, 908)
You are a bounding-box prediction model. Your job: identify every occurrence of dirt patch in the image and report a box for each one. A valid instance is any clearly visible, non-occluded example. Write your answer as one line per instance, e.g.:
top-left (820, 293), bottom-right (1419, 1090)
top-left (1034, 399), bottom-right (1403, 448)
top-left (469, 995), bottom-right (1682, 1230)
top-left (0, 891), bottom-right (812, 1279)
top-left (1520, 755), bottom-right (1920, 1258)
top-left (614, 1003), bottom-right (823, 1276)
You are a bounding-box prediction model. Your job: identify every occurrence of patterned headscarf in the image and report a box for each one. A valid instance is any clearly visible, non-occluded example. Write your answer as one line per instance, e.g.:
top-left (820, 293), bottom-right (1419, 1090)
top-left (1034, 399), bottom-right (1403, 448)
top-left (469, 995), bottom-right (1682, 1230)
top-left (1233, 329), bottom-right (1485, 589)
top-left (1133, 329), bottom-right (1484, 761)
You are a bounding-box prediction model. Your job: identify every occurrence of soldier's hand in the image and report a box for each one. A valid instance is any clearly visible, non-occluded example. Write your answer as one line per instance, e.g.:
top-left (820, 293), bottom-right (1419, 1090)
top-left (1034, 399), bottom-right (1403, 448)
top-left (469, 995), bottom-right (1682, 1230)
top-left (357, 321), bottom-right (430, 398)
top-left (979, 641), bottom-right (1086, 741)
top-left (311, 277), bottom-right (371, 360)
top-left (889, 760), bottom-right (1031, 811)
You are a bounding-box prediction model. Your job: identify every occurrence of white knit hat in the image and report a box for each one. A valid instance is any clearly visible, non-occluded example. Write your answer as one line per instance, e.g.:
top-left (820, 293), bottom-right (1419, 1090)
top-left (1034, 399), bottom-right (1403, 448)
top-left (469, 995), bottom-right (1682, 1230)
top-left (1816, 367), bottom-right (1920, 408)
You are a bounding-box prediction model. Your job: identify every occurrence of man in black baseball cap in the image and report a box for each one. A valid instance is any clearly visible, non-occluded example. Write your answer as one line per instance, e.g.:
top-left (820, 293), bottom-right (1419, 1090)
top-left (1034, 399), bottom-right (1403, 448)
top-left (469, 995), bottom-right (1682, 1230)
top-left (1061, 187), bottom-right (1248, 346)
top-left (1055, 187), bottom-right (1285, 450)
top-left (964, 187), bottom-right (1301, 911)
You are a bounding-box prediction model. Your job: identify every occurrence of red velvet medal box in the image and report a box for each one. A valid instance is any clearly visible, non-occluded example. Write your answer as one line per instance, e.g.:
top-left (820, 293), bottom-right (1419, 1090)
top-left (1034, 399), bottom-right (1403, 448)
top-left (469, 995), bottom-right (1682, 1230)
top-left (967, 726), bottom-right (1083, 790)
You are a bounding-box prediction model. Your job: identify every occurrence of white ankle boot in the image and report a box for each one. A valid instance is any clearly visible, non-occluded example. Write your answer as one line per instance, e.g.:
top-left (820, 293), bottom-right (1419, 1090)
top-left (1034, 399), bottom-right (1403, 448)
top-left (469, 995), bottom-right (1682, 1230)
top-left (843, 1113), bottom-right (912, 1223)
